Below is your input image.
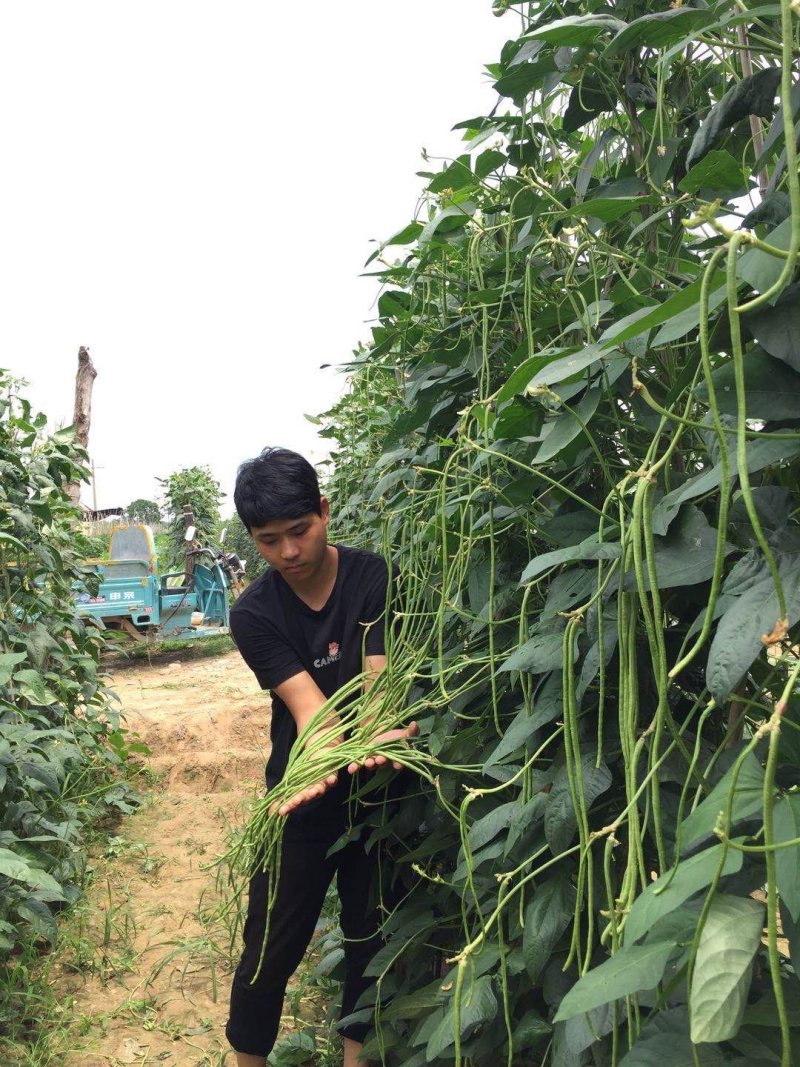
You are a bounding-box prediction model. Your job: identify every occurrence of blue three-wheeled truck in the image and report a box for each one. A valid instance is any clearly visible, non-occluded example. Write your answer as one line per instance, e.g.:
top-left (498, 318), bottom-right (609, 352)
top-left (74, 523), bottom-right (246, 642)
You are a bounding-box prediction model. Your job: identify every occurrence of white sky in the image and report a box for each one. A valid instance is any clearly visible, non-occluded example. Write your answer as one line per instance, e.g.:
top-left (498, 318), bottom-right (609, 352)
top-left (1, 2), bottom-right (514, 516)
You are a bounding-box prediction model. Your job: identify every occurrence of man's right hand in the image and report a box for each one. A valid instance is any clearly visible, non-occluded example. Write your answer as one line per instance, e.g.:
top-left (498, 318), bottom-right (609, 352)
top-left (272, 770), bottom-right (339, 817)
top-left (271, 671), bottom-right (344, 817)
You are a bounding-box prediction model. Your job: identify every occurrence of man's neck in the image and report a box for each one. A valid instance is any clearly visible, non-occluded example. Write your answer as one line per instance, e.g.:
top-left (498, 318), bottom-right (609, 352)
top-left (284, 544), bottom-right (339, 610)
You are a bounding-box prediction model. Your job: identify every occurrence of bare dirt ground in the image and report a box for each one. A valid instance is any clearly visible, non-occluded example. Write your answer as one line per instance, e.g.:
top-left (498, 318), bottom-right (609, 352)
top-left (57, 648), bottom-right (270, 1067)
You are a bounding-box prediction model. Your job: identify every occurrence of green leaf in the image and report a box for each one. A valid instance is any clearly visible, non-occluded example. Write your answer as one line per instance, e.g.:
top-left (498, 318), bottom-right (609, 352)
top-left (728, 486), bottom-right (793, 544)
top-left (13, 669), bottom-right (57, 706)
top-left (556, 1004), bottom-right (616, 1061)
top-left (745, 283), bottom-right (800, 372)
top-left (514, 1009), bottom-right (552, 1048)
top-left (576, 128), bottom-right (621, 202)
top-left (0, 848), bottom-right (39, 884)
top-left (507, 39), bottom-right (544, 69)
top-left (603, 8), bottom-right (716, 58)
top-left (467, 801), bottom-right (518, 851)
top-left (597, 273), bottom-right (727, 350)
top-left (625, 844), bottom-right (744, 944)
top-left (707, 552), bottom-right (800, 700)
top-left (494, 57), bottom-right (558, 103)
top-left (269, 1030), bottom-right (316, 1065)
top-left (554, 940), bottom-right (676, 1021)
top-left (524, 874), bottom-right (576, 981)
top-left (499, 629), bottom-right (569, 675)
top-left (475, 149), bottom-right (506, 179)
top-left (625, 505), bottom-right (726, 592)
top-left (494, 395), bottom-right (545, 440)
top-left (774, 794), bottom-right (800, 923)
top-left (519, 537), bottom-right (621, 584)
top-left (428, 156), bottom-right (473, 195)
top-left (729, 1023), bottom-right (800, 1063)
top-left (651, 437), bottom-right (800, 536)
top-left (742, 190), bottom-right (792, 230)
top-left (426, 975), bottom-right (497, 1059)
top-left (523, 14), bottom-right (626, 47)
top-left (24, 623), bottom-right (58, 670)
top-left (382, 980), bottom-right (446, 1023)
top-left (681, 753), bottom-right (765, 849)
top-left (563, 78), bottom-right (615, 133)
top-left (313, 947), bottom-right (344, 977)
top-left (738, 217), bottom-right (795, 295)
top-left (527, 345), bottom-right (624, 389)
top-left (497, 348), bottom-right (569, 403)
top-left (542, 569), bottom-right (597, 619)
top-left (743, 982), bottom-right (800, 1029)
top-left (483, 710), bottom-right (536, 769)
top-left (678, 150), bottom-right (746, 195)
top-left (504, 792), bottom-right (548, 859)
top-left (535, 389), bottom-right (601, 465)
top-left (689, 893), bottom-right (763, 1043)
top-left (618, 1007), bottom-right (728, 1067)
top-left (0, 651), bottom-right (28, 686)
top-left (754, 77), bottom-right (800, 172)
top-left (0, 848), bottom-right (65, 899)
top-left (566, 195), bottom-right (658, 223)
top-left (695, 348), bottom-right (800, 420)
top-left (418, 202), bottom-right (475, 245)
top-left (651, 283), bottom-right (728, 346)
top-left (0, 531), bottom-right (27, 552)
top-left (384, 221), bottom-right (424, 247)
top-left (688, 67), bottom-right (782, 168)
top-left (15, 897), bottom-right (58, 946)
top-left (545, 752), bottom-right (612, 854)
top-left (19, 759), bottom-right (62, 794)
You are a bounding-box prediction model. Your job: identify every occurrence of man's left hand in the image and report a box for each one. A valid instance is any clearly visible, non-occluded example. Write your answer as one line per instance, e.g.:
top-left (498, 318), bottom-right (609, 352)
top-left (347, 721), bottom-right (420, 775)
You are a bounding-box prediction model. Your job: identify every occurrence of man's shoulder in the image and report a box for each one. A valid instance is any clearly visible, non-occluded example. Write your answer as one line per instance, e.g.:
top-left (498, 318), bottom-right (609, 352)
top-left (338, 544), bottom-right (388, 574)
top-left (230, 567), bottom-right (278, 620)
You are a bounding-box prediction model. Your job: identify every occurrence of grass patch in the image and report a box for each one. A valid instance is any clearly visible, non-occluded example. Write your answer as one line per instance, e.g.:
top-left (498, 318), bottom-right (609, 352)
top-left (102, 632), bottom-right (235, 669)
top-left (0, 827), bottom-right (139, 1065)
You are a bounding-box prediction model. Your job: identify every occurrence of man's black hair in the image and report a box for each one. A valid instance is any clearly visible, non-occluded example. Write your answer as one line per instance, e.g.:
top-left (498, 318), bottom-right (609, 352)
top-left (234, 447), bottom-right (322, 531)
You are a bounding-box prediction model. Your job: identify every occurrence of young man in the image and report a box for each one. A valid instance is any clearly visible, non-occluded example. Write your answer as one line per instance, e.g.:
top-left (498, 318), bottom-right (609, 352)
top-left (225, 447), bottom-right (417, 1067)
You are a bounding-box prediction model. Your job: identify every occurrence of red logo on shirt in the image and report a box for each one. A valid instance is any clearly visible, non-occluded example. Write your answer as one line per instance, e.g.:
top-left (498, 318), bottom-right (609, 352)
top-left (314, 642), bottom-right (342, 669)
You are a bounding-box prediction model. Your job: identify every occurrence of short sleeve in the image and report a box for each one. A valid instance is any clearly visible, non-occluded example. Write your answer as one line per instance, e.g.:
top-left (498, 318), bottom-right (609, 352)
top-left (229, 605), bottom-right (304, 691)
top-left (359, 558), bottom-right (394, 658)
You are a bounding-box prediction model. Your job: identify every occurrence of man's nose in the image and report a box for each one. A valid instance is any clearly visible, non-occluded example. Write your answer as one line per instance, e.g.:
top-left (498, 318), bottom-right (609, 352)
top-left (281, 539), bottom-right (299, 560)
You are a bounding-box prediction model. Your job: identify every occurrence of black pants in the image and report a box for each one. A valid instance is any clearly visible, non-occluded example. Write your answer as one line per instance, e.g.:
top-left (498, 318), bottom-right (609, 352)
top-left (225, 827), bottom-right (382, 1058)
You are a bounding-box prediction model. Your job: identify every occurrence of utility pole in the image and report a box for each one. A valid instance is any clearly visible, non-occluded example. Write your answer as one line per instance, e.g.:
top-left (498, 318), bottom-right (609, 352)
top-left (90, 459), bottom-right (105, 514)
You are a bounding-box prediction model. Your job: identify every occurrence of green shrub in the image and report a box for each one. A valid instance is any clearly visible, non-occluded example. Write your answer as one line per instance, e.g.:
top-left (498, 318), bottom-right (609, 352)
top-left (157, 465), bottom-right (223, 569)
top-left (0, 372), bottom-right (142, 1037)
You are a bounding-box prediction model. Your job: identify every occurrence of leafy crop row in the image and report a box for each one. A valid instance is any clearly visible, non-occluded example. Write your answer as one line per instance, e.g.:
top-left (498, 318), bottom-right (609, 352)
top-left (292, 1), bottom-right (800, 1063)
top-left (0, 373), bottom-right (141, 1041)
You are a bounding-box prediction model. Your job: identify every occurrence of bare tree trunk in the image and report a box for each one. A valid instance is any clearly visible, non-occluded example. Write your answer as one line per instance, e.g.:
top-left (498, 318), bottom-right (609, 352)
top-left (66, 346), bottom-right (97, 507)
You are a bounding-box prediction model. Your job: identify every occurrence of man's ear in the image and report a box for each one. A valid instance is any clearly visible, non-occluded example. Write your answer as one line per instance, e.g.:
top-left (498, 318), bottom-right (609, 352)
top-left (320, 497), bottom-right (330, 523)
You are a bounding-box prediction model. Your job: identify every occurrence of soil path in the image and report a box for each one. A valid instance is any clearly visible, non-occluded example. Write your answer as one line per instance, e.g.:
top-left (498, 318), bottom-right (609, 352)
top-left (58, 649), bottom-right (270, 1067)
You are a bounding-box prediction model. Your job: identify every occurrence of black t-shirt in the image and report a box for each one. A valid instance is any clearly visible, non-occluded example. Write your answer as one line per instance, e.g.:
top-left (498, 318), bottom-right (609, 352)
top-left (229, 545), bottom-right (390, 800)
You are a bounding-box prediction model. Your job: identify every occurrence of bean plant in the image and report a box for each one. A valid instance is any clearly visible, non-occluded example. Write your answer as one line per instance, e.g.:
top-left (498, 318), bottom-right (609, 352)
top-left (0, 372), bottom-right (141, 1041)
top-left (239, 2), bottom-right (800, 1064)
top-left (157, 464), bottom-right (224, 568)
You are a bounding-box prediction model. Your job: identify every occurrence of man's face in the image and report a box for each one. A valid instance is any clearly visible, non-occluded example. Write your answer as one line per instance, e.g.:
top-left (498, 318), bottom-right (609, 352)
top-left (250, 498), bottom-right (330, 581)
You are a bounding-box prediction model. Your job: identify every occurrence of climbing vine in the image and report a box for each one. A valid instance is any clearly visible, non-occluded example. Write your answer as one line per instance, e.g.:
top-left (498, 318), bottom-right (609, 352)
top-left (241, 2), bottom-right (800, 1063)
